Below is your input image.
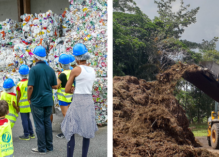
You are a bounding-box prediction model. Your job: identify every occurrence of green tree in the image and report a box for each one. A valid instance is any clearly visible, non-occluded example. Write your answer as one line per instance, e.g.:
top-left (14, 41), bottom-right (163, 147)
top-left (155, 0), bottom-right (200, 38)
top-left (113, 0), bottom-right (138, 12)
top-left (175, 80), bottom-right (214, 123)
top-left (154, 0), bottom-right (200, 70)
top-left (198, 37), bottom-right (219, 64)
top-left (113, 11), bottom-right (160, 80)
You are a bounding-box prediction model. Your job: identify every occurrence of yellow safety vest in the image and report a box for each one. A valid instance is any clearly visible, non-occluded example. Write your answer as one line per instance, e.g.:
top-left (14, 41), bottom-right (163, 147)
top-left (57, 70), bottom-right (73, 103)
top-left (0, 92), bottom-right (18, 129)
top-left (17, 80), bottom-right (31, 113)
top-left (0, 120), bottom-right (14, 157)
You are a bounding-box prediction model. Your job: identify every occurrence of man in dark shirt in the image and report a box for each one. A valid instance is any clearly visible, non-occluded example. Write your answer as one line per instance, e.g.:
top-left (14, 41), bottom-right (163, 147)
top-left (27, 46), bottom-right (57, 154)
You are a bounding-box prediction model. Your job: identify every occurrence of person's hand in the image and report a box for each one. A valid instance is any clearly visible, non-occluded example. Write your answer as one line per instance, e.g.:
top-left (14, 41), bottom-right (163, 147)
top-left (28, 100), bottom-right (31, 104)
top-left (70, 86), bottom-right (75, 93)
top-left (16, 107), bottom-right (19, 114)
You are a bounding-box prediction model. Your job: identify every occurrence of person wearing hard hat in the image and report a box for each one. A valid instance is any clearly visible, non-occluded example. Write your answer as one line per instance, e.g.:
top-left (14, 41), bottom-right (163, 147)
top-left (56, 54), bottom-right (74, 139)
top-left (60, 54), bottom-right (75, 72)
top-left (28, 46), bottom-right (57, 154)
top-left (44, 60), bottom-right (56, 123)
top-left (17, 64), bottom-right (35, 141)
top-left (61, 43), bottom-right (98, 157)
top-left (0, 78), bottom-right (19, 128)
top-left (60, 54), bottom-right (76, 86)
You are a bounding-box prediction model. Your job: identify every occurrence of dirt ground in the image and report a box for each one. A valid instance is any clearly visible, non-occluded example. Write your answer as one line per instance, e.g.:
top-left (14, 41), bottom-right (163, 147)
top-left (196, 137), bottom-right (219, 156)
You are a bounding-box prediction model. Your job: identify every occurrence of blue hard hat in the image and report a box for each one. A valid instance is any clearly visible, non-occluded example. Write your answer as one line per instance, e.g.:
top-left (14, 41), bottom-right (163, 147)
top-left (44, 60), bottom-right (49, 65)
top-left (69, 55), bottom-right (75, 63)
top-left (3, 78), bottom-right (15, 89)
top-left (33, 46), bottom-right (46, 57)
top-left (59, 54), bottom-right (70, 64)
top-left (73, 43), bottom-right (88, 56)
top-left (19, 64), bottom-right (29, 75)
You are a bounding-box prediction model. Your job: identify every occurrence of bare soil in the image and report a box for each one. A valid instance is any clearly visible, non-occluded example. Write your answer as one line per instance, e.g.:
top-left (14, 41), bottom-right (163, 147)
top-left (113, 63), bottom-right (217, 157)
top-left (196, 137), bottom-right (219, 156)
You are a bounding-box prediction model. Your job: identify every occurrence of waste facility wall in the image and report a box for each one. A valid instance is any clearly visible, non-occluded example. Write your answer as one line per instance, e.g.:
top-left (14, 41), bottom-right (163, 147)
top-left (31, 0), bottom-right (69, 15)
top-left (0, 0), bottom-right (18, 21)
top-left (0, 0), bottom-right (69, 21)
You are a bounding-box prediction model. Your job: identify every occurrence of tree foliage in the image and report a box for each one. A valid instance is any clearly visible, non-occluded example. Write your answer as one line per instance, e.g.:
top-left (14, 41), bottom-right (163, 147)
top-left (175, 80), bottom-right (214, 123)
top-left (155, 0), bottom-right (199, 38)
top-left (113, 11), bottom-right (160, 80)
top-left (113, 0), bottom-right (202, 79)
top-left (113, 0), bottom-right (138, 12)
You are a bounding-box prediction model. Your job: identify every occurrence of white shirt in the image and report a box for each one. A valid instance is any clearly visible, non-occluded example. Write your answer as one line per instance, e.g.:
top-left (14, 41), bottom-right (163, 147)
top-left (74, 65), bottom-right (95, 94)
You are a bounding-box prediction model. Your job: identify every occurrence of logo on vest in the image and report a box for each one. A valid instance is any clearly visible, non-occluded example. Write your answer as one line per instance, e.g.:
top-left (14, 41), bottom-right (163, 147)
top-left (23, 87), bottom-right (28, 97)
top-left (2, 132), bottom-right (11, 143)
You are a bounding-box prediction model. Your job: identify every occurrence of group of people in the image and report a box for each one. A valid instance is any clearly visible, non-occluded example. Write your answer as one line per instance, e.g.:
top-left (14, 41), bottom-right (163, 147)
top-left (0, 43), bottom-right (98, 157)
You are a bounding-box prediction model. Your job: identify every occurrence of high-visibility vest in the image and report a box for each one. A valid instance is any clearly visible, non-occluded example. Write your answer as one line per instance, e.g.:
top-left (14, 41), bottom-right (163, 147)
top-left (57, 70), bottom-right (73, 103)
top-left (0, 92), bottom-right (18, 128)
top-left (17, 80), bottom-right (31, 113)
top-left (0, 120), bottom-right (14, 157)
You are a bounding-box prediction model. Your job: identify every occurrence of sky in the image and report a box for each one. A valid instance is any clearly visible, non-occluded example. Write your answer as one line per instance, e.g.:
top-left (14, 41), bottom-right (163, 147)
top-left (135, 0), bottom-right (219, 50)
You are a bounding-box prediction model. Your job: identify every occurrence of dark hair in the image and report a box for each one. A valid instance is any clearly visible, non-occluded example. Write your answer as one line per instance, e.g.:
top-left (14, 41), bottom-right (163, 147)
top-left (0, 100), bottom-right (9, 117)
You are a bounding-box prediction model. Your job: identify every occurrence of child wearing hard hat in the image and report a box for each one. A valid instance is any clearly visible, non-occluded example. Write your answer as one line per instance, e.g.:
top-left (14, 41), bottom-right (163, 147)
top-left (16, 65), bottom-right (35, 140)
top-left (56, 54), bottom-right (74, 138)
top-left (0, 78), bottom-right (19, 128)
top-left (60, 54), bottom-right (76, 72)
top-left (0, 100), bottom-right (14, 157)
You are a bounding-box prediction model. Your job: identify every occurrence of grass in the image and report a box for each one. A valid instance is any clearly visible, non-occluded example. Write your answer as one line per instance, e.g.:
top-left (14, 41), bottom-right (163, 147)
top-left (189, 123), bottom-right (208, 137)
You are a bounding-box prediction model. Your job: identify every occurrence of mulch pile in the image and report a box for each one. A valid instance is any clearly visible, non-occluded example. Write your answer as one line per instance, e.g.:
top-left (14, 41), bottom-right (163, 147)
top-left (113, 63), bottom-right (217, 157)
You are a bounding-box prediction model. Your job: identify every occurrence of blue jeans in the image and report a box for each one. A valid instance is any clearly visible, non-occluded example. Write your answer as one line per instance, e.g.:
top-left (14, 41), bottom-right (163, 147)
top-left (20, 113), bottom-right (34, 137)
top-left (31, 105), bottom-right (53, 152)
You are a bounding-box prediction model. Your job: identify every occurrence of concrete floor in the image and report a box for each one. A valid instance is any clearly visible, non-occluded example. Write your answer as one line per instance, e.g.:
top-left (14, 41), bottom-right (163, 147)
top-left (12, 109), bottom-right (107, 157)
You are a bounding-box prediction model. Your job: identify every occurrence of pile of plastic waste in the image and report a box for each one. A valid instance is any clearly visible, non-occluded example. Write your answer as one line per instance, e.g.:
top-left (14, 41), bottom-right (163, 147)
top-left (0, 0), bottom-right (108, 125)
